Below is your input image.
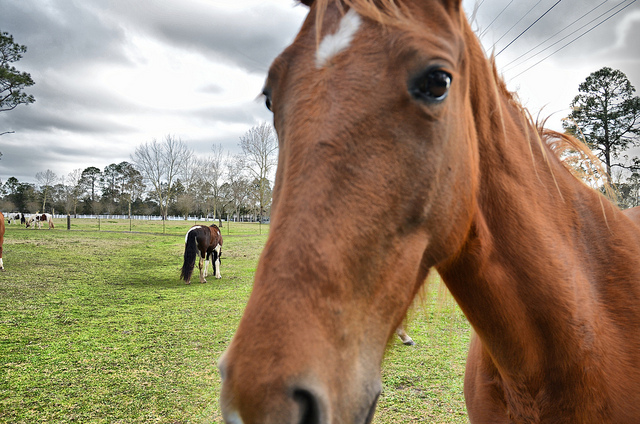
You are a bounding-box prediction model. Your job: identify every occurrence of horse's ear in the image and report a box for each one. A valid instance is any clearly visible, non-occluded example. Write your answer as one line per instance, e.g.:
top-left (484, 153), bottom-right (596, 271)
top-left (299, 0), bottom-right (314, 6)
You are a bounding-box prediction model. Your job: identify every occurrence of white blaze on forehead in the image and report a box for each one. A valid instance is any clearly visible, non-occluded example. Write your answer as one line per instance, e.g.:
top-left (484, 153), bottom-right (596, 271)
top-left (315, 8), bottom-right (362, 68)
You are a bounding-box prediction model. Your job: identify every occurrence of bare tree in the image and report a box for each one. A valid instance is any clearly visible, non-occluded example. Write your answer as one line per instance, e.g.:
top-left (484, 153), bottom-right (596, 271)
top-left (131, 134), bottom-right (193, 219)
top-left (204, 143), bottom-right (226, 221)
top-left (225, 154), bottom-right (249, 221)
top-left (239, 122), bottom-right (278, 221)
top-left (180, 154), bottom-right (201, 195)
top-left (64, 168), bottom-right (83, 216)
top-left (118, 162), bottom-right (144, 218)
top-left (35, 169), bottom-right (57, 212)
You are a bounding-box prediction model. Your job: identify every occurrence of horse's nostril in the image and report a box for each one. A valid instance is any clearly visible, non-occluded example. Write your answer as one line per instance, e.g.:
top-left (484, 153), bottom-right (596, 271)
top-left (293, 388), bottom-right (321, 424)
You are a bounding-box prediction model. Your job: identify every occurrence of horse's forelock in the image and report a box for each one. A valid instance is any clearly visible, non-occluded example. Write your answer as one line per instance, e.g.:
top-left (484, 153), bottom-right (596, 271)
top-left (307, 0), bottom-right (411, 48)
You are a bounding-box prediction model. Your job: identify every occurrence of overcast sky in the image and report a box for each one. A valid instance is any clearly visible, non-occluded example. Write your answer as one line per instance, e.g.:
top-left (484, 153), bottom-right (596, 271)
top-left (1, 0), bottom-right (638, 185)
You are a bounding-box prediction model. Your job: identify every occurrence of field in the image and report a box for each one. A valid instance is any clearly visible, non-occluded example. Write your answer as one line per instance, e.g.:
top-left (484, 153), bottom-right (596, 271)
top-left (0, 218), bottom-right (471, 423)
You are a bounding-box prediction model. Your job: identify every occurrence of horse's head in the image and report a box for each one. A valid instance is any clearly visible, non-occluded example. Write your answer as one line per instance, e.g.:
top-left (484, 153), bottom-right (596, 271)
top-left (220, 1), bottom-right (481, 422)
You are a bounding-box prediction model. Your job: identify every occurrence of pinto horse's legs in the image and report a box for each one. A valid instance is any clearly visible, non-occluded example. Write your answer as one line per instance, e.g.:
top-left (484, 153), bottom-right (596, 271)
top-left (214, 245), bottom-right (222, 279)
top-left (203, 251), bottom-right (210, 280)
top-left (198, 256), bottom-right (204, 283)
top-left (198, 251), bottom-right (209, 283)
top-left (396, 326), bottom-right (415, 346)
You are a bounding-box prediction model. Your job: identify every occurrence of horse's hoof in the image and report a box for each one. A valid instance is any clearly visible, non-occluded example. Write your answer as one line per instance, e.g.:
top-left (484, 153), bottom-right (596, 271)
top-left (403, 340), bottom-right (416, 346)
top-left (185, 281), bottom-right (191, 285)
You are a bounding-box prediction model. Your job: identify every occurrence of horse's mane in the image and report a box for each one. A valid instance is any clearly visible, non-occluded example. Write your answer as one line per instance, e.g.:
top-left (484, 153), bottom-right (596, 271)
top-left (485, 56), bottom-right (609, 192)
top-left (301, 0), bottom-right (607, 192)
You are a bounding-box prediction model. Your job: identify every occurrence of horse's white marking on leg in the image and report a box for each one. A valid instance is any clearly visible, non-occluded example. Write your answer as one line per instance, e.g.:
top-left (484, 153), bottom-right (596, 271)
top-left (226, 411), bottom-right (244, 424)
top-left (199, 256), bottom-right (206, 283)
top-left (397, 329), bottom-right (416, 346)
top-left (315, 8), bottom-right (362, 68)
top-left (0, 258), bottom-right (4, 270)
top-left (215, 245), bottom-right (222, 279)
top-left (204, 259), bottom-right (209, 278)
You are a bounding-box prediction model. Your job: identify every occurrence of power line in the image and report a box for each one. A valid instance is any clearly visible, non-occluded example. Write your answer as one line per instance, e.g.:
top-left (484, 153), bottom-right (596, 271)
top-left (510, 0), bottom-right (638, 79)
top-left (505, 0), bottom-right (636, 70)
top-left (491, 0), bottom-right (545, 50)
top-left (495, 0), bottom-right (563, 57)
top-left (502, 0), bottom-right (610, 70)
top-left (479, 0), bottom-right (516, 38)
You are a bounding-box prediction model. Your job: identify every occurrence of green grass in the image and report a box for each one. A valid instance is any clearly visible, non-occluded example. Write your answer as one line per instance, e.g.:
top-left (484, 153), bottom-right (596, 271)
top-left (0, 222), bottom-right (470, 423)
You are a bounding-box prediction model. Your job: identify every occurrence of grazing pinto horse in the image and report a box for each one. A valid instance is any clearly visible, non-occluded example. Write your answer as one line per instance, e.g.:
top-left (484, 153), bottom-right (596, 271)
top-left (218, 1), bottom-right (640, 423)
top-left (6, 213), bottom-right (23, 225)
top-left (26, 213), bottom-right (54, 229)
top-left (180, 224), bottom-right (223, 284)
top-left (0, 212), bottom-right (5, 271)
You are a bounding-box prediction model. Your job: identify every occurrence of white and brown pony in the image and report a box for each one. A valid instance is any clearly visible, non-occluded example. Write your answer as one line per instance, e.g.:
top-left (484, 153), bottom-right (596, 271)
top-left (180, 224), bottom-right (223, 284)
top-left (6, 213), bottom-right (24, 225)
top-left (218, 1), bottom-right (640, 423)
top-left (26, 213), bottom-right (54, 229)
top-left (0, 212), bottom-right (5, 271)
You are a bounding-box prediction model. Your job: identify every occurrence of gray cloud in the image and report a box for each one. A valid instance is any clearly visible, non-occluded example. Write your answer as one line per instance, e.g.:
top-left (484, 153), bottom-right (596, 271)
top-left (94, 0), bottom-right (306, 74)
top-left (1, 0), bottom-right (132, 71)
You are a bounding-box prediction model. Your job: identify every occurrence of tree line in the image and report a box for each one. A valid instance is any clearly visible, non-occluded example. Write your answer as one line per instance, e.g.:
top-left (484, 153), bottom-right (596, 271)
top-left (0, 122), bottom-right (278, 221)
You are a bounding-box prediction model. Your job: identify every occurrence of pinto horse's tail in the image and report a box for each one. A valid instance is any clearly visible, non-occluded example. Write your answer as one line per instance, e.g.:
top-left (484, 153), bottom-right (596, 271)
top-left (180, 230), bottom-right (198, 283)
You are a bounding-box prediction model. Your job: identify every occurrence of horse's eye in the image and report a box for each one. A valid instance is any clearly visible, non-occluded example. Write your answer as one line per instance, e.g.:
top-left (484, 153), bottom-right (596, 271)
top-left (262, 88), bottom-right (273, 111)
top-left (409, 69), bottom-right (452, 102)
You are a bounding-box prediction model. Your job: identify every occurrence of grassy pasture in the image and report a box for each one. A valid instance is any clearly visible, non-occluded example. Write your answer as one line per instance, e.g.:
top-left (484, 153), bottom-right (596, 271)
top-left (0, 220), bottom-right (470, 423)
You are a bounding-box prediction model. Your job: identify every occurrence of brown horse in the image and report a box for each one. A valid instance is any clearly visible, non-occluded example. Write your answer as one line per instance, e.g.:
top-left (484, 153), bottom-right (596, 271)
top-left (180, 224), bottom-right (223, 284)
top-left (218, 1), bottom-right (640, 423)
top-left (0, 212), bottom-right (5, 271)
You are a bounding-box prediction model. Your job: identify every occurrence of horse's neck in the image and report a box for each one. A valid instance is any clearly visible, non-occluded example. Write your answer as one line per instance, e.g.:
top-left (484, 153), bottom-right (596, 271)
top-left (440, 58), bottom-right (640, 378)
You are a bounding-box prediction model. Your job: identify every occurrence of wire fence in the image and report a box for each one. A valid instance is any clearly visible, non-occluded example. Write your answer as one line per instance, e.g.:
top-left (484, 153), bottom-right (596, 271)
top-left (9, 214), bottom-right (269, 237)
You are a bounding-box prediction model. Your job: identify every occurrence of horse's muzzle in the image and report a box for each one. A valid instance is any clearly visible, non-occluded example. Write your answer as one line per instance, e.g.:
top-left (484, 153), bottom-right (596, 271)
top-left (219, 357), bottom-right (381, 424)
